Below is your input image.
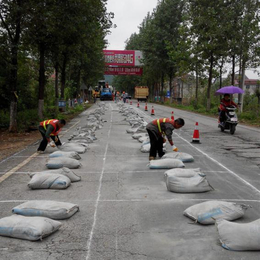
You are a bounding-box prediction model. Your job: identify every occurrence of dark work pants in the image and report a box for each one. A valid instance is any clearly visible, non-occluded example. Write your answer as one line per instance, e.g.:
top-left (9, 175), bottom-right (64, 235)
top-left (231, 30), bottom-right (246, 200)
top-left (147, 129), bottom-right (164, 158)
top-left (37, 126), bottom-right (61, 151)
top-left (219, 110), bottom-right (226, 122)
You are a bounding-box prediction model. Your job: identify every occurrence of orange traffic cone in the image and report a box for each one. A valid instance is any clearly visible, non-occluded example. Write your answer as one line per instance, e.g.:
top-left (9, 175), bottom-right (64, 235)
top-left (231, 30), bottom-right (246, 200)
top-left (171, 111), bottom-right (174, 120)
top-left (191, 122), bottom-right (200, 143)
top-left (130, 101), bottom-right (132, 105)
top-left (137, 102), bottom-right (140, 108)
top-left (151, 106), bottom-right (155, 115)
top-left (145, 103), bottom-right (148, 111)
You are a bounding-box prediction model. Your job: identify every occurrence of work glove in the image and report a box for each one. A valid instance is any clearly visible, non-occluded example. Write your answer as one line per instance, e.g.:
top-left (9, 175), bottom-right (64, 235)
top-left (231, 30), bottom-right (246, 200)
top-left (172, 145), bottom-right (178, 152)
top-left (55, 136), bottom-right (59, 142)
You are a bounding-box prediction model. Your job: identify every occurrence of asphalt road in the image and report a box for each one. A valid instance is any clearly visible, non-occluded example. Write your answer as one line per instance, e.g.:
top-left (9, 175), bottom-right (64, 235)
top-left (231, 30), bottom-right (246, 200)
top-left (0, 100), bottom-right (260, 260)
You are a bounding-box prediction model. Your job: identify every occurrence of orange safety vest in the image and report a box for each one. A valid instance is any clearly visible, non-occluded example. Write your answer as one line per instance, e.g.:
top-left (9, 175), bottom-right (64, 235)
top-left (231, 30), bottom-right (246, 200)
top-left (40, 119), bottom-right (61, 136)
top-left (152, 118), bottom-right (174, 134)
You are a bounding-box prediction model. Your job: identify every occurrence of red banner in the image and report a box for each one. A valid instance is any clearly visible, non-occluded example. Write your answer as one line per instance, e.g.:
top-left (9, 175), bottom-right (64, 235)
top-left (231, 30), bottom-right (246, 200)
top-left (103, 50), bottom-right (136, 66)
top-left (104, 67), bottom-right (143, 75)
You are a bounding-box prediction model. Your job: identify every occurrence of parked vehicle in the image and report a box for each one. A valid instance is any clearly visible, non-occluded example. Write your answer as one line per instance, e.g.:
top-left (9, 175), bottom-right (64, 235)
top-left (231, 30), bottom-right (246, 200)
top-left (218, 105), bottom-right (238, 135)
top-left (135, 86), bottom-right (149, 102)
top-left (100, 87), bottom-right (113, 101)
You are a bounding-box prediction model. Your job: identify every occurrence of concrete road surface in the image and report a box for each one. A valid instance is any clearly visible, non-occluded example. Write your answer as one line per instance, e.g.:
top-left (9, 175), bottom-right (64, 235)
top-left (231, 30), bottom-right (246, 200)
top-left (0, 100), bottom-right (260, 260)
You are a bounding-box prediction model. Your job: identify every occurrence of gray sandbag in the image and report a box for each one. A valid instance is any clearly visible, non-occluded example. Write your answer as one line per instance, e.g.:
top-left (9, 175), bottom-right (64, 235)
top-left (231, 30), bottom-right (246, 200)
top-left (46, 157), bottom-right (81, 169)
top-left (49, 151), bottom-right (81, 160)
top-left (140, 143), bottom-right (150, 153)
top-left (12, 201), bottom-right (79, 220)
top-left (164, 168), bottom-right (203, 179)
top-left (162, 152), bottom-right (194, 162)
top-left (0, 215), bottom-right (61, 241)
top-left (216, 218), bottom-right (260, 250)
top-left (28, 173), bottom-right (71, 189)
top-left (29, 167), bottom-right (81, 182)
top-left (184, 201), bottom-right (249, 224)
top-left (165, 172), bottom-right (212, 193)
top-left (59, 142), bottom-right (87, 154)
top-left (132, 133), bottom-right (146, 139)
top-left (149, 158), bottom-right (185, 169)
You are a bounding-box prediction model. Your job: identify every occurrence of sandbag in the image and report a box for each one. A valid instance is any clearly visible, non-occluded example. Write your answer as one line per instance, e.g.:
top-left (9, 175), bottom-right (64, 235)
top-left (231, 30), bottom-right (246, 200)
top-left (59, 142), bottom-right (87, 154)
top-left (141, 143), bottom-right (150, 153)
top-left (216, 218), bottom-right (260, 250)
top-left (0, 215), bottom-right (61, 241)
top-left (183, 201), bottom-right (249, 224)
top-left (46, 157), bottom-right (81, 169)
top-left (49, 151), bottom-right (81, 160)
top-left (28, 173), bottom-right (71, 189)
top-left (165, 174), bottom-right (212, 193)
top-left (162, 152), bottom-right (194, 162)
top-left (149, 158), bottom-right (185, 169)
top-left (164, 168), bottom-right (203, 179)
top-left (12, 201), bottom-right (79, 220)
top-left (138, 136), bottom-right (149, 143)
top-left (29, 167), bottom-right (81, 182)
top-left (132, 133), bottom-right (146, 139)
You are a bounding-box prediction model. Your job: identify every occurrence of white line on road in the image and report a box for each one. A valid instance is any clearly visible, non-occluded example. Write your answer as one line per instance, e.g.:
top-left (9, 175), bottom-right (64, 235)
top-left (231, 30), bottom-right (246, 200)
top-left (175, 132), bottom-right (260, 196)
top-left (85, 105), bottom-right (113, 260)
top-left (0, 120), bottom-right (80, 184)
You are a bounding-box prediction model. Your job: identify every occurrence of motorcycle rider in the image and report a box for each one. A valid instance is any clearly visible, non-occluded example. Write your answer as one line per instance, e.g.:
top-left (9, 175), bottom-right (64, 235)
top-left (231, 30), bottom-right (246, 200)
top-left (218, 94), bottom-right (238, 125)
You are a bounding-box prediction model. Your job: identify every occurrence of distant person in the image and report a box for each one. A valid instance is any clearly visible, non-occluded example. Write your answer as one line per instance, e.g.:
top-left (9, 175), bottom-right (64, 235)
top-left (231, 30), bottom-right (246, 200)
top-left (37, 119), bottom-right (66, 153)
top-left (146, 118), bottom-right (185, 161)
top-left (218, 94), bottom-right (238, 125)
top-left (122, 91), bottom-right (127, 103)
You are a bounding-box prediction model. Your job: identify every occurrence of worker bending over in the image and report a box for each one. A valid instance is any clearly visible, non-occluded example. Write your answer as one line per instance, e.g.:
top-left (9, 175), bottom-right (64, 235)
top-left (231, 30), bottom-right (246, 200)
top-left (37, 119), bottom-right (66, 153)
top-left (146, 118), bottom-right (185, 161)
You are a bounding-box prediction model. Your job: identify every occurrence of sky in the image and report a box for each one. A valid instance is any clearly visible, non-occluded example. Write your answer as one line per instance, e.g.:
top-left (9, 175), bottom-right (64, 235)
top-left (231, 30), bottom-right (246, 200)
top-left (104, 0), bottom-right (259, 79)
top-left (105, 0), bottom-right (158, 50)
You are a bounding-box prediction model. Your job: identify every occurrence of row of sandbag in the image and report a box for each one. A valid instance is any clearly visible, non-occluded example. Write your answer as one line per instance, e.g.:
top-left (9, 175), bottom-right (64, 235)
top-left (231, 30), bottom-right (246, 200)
top-left (0, 200), bottom-right (79, 241)
top-left (28, 103), bottom-right (108, 189)
top-left (0, 104), bottom-right (108, 241)
top-left (121, 105), bottom-right (260, 251)
top-left (68, 103), bottom-right (106, 143)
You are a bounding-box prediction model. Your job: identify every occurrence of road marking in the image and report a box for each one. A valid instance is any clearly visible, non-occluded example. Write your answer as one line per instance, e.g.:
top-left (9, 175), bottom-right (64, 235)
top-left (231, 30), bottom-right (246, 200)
top-left (0, 120), bottom-right (81, 184)
top-left (174, 132), bottom-right (260, 195)
top-left (1, 198), bottom-right (259, 203)
top-left (86, 108), bottom-right (112, 260)
top-left (0, 153), bottom-right (38, 184)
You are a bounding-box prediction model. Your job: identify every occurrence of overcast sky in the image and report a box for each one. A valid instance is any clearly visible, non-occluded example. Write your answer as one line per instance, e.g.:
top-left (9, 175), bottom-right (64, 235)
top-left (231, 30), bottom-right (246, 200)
top-left (105, 0), bottom-right (158, 50)
top-left (104, 0), bottom-right (259, 79)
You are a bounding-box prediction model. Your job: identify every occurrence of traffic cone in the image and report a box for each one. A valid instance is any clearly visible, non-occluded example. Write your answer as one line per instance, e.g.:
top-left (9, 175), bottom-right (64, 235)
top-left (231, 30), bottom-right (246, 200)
top-left (145, 103), bottom-right (148, 111)
top-left (191, 122), bottom-right (200, 143)
top-left (137, 102), bottom-right (140, 108)
top-left (151, 106), bottom-right (155, 115)
top-left (171, 111), bottom-right (174, 120)
top-left (130, 100), bottom-right (132, 105)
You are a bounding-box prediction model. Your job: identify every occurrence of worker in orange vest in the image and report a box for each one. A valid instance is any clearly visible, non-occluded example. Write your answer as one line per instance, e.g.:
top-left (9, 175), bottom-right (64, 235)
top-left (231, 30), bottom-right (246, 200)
top-left (146, 117), bottom-right (185, 161)
top-left (37, 119), bottom-right (66, 153)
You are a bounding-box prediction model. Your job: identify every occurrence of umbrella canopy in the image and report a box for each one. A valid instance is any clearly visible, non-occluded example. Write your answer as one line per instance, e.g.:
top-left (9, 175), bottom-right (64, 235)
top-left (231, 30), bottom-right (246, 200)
top-left (215, 86), bottom-right (244, 95)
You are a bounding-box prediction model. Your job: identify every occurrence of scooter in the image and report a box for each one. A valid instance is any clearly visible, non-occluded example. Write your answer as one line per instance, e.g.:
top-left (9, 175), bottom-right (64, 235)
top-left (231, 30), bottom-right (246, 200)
top-left (218, 105), bottom-right (238, 135)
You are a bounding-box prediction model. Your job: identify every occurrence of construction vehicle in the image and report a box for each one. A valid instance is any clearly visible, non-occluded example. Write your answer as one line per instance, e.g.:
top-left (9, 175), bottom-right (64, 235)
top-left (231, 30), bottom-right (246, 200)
top-left (135, 86), bottom-right (149, 102)
top-left (99, 80), bottom-right (113, 101)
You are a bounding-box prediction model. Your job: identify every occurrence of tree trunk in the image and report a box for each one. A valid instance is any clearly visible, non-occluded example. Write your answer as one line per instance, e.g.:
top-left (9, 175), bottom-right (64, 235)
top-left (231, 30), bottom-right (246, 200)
top-left (160, 72), bottom-right (164, 103)
top-left (38, 43), bottom-right (45, 119)
top-left (231, 54), bottom-right (235, 85)
top-left (239, 63), bottom-right (246, 113)
top-left (60, 53), bottom-right (67, 99)
top-left (169, 74), bottom-right (173, 103)
top-left (7, 0), bottom-right (22, 132)
top-left (206, 53), bottom-right (214, 111)
top-left (195, 63), bottom-right (198, 108)
top-left (55, 62), bottom-right (59, 106)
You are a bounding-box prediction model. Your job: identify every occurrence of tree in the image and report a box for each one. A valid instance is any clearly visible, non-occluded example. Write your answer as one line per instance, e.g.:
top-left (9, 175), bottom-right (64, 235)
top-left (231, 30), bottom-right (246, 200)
top-left (0, 0), bottom-right (24, 132)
